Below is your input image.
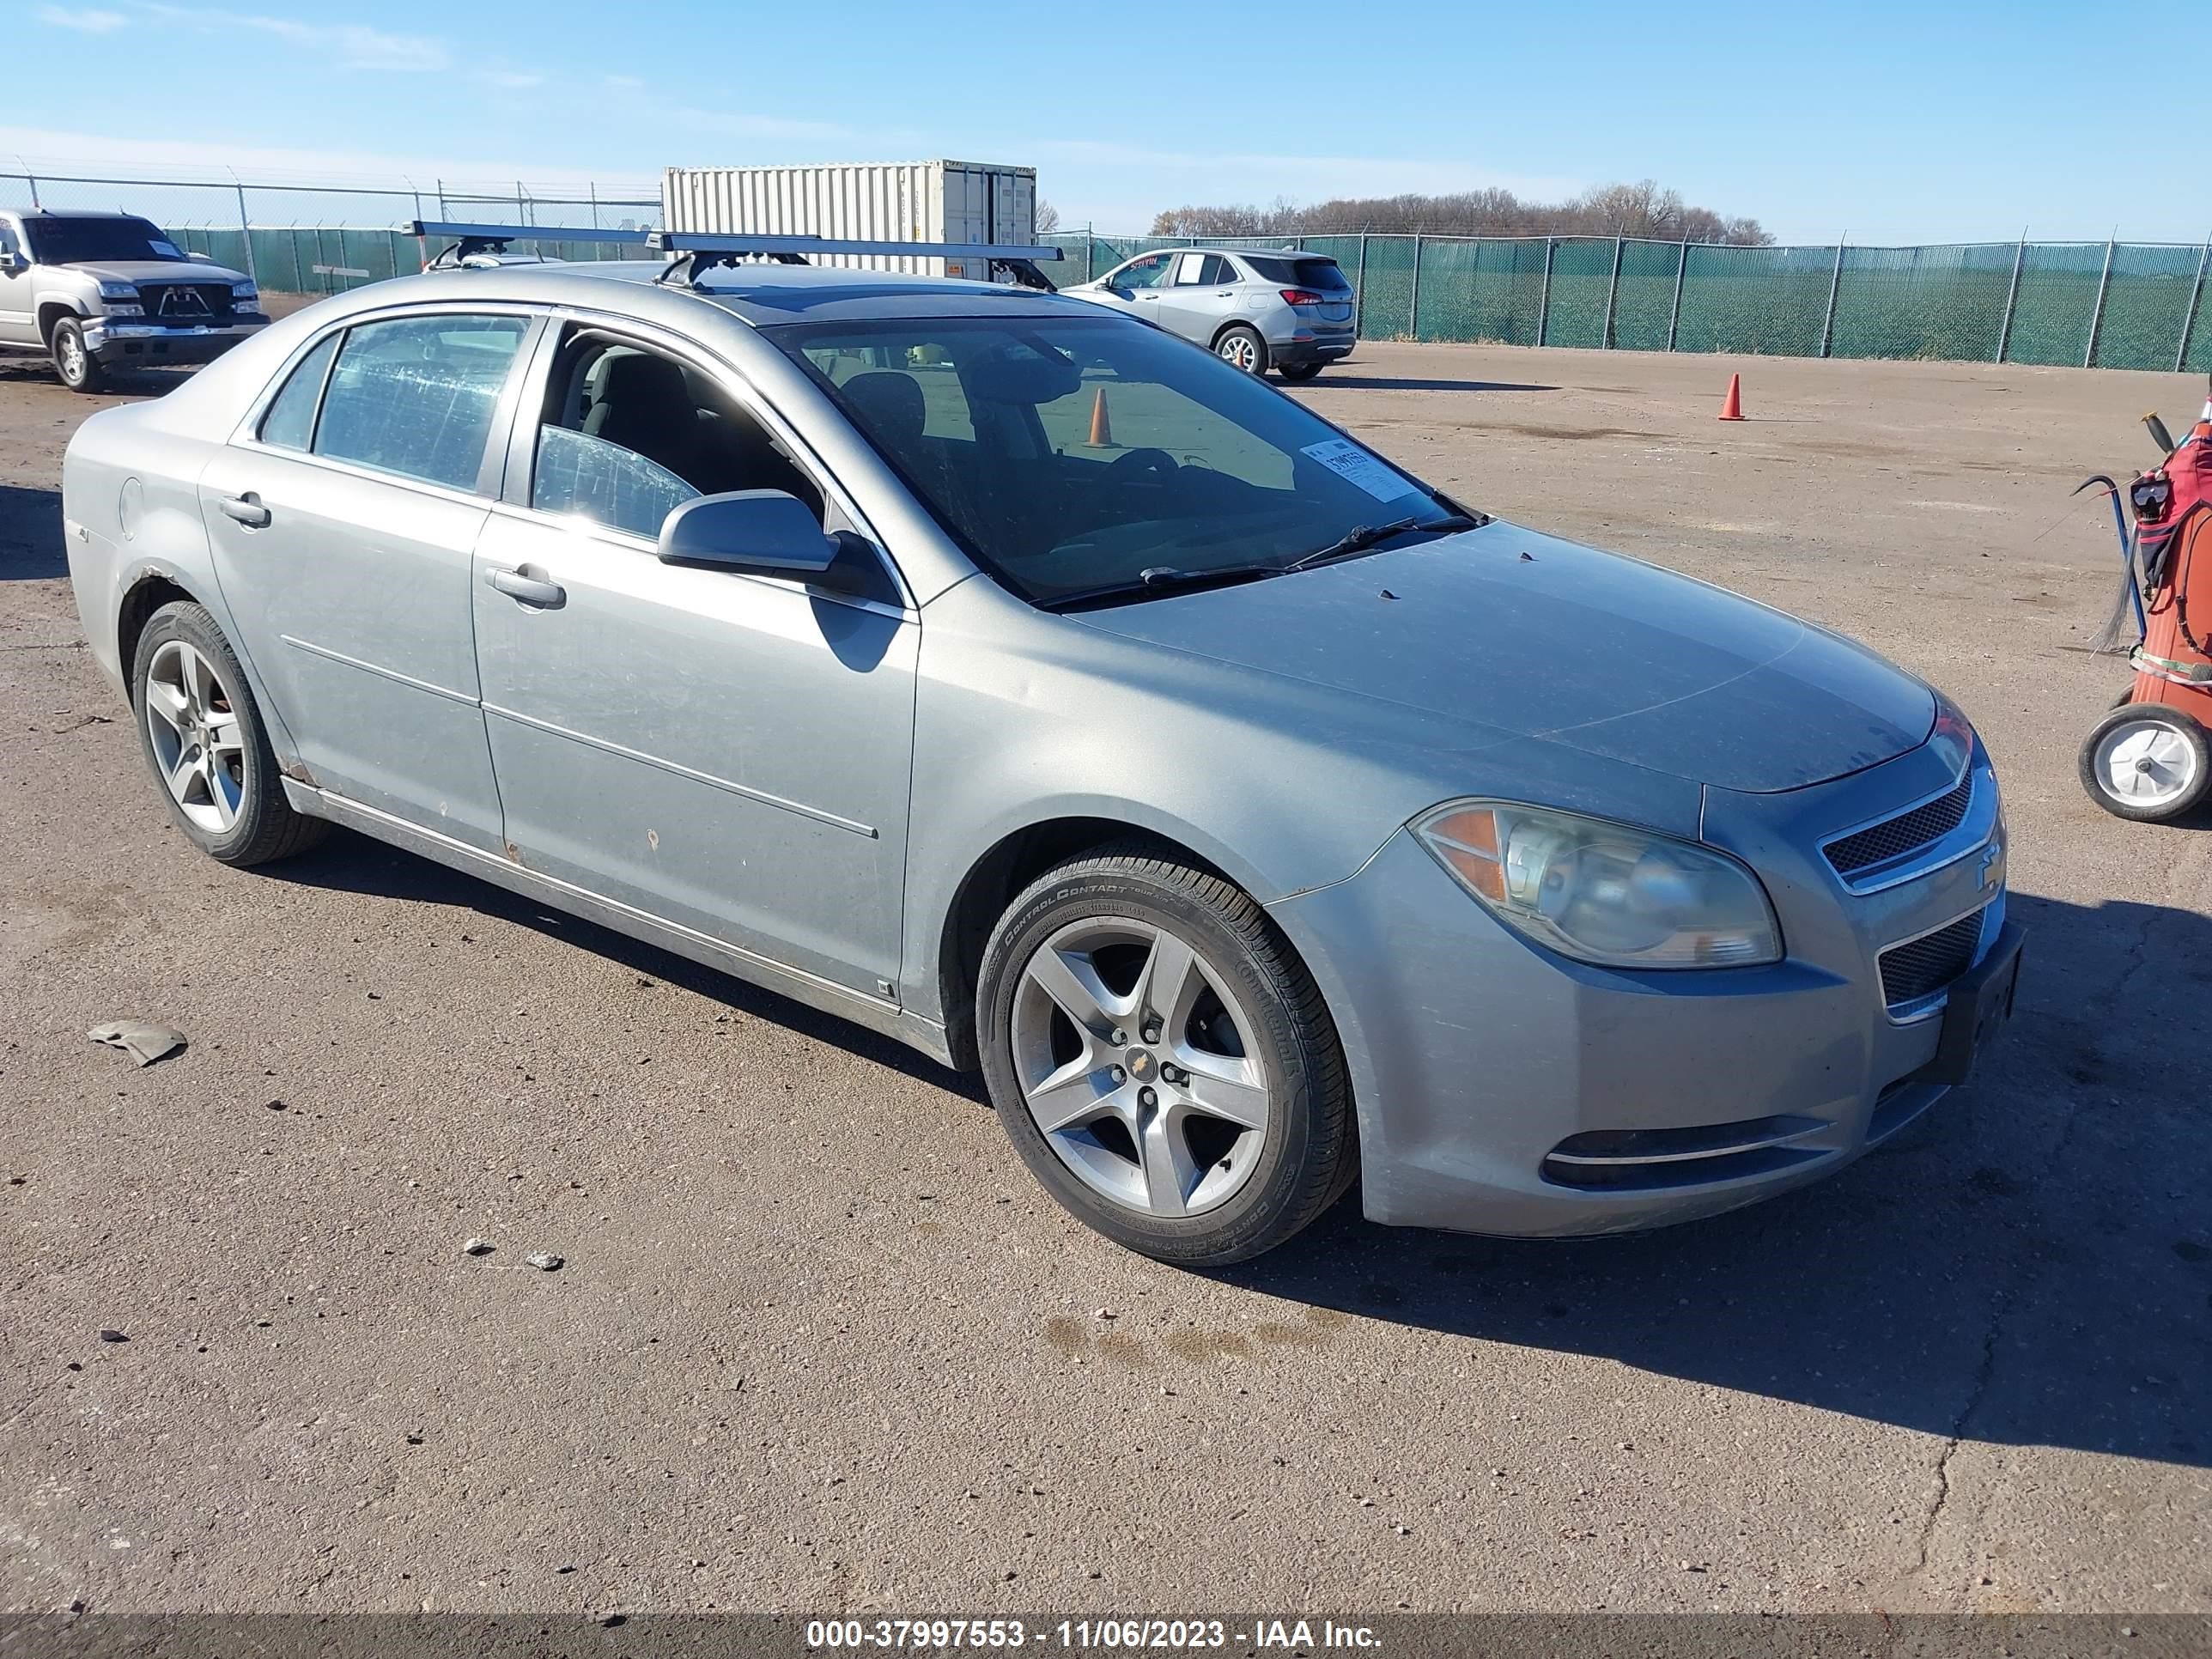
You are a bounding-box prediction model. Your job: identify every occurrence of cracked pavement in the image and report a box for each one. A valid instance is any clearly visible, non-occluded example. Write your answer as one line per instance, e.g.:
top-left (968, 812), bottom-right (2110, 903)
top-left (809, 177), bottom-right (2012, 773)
top-left (1, 340), bottom-right (2208, 1614)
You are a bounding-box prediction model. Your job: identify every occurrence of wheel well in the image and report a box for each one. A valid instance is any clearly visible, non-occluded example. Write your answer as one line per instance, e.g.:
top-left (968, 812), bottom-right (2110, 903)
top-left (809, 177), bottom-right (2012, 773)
top-left (937, 818), bottom-right (1227, 1072)
top-left (116, 574), bottom-right (197, 697)
top-left (1211, 319), bottom-right (1261, 348)
top-left (38, 302), bottom-right (86, 348)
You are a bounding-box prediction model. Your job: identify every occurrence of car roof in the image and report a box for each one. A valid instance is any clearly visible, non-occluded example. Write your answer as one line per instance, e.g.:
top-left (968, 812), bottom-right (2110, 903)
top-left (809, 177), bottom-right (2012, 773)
top-left (322, 258), bottom-right (1091, 329)
top-left (1121, 246), bottom-right (1340, 264)
top-left (15, 208), bottom-right (161, 218)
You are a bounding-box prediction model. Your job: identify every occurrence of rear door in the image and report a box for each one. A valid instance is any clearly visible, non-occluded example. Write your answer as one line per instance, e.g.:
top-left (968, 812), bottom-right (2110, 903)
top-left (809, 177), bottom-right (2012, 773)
top-left (469, 318), bottom-right (918, 1000)
top-left (199, 308), bottom-right (540, 850)
top-left (1155, 252), bottom-right (1239, 343)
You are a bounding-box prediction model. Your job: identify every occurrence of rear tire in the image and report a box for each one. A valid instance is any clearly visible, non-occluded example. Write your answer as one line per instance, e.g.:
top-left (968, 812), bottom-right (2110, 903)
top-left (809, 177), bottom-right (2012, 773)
top-left (51, 317), bottom-right (106, 392)
top-left (131, 600), bottom-right (328, 866)
top-left (1275, 362), bottom-right (1324, 383)
top-left (1214, 325), bottom-right (1267, 375)
top-left (976, 844), bottom-right (1354, 1266)
top-left (2078, 700), bottom-right (2212, 823)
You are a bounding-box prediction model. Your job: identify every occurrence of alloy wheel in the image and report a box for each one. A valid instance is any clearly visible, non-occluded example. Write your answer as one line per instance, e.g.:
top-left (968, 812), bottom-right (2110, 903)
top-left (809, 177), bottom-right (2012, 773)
top-left (1218, 334), bottom-right (1260, 372)
top-left (2094, 715), bottom-right (2200, 809)
top-left (56, 328), bottom-right (86, 383)
top-left (1010, 917), bottom-right (1272, 1217)
top-left (143, 639), bottom-right (246, 834)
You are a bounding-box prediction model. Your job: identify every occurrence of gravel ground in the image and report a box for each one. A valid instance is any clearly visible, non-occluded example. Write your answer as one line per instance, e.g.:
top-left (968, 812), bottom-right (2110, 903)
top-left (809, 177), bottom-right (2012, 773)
top-left (1, 331), bottom-right (2208, 1618)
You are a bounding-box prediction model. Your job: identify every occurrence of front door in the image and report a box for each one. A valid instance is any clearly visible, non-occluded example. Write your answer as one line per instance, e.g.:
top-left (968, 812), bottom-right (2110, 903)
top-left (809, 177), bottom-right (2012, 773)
top-left (470, 323), bottom-right (917, 999)
top-left (0, 218), bottom-right (34, 346)
top-left (199, 310), bottom-right (538, 850)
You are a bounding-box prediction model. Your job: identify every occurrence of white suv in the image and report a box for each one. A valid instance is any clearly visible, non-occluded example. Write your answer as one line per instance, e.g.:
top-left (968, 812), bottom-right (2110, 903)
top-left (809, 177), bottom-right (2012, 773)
top-left (1065, 247), bottom-right (1357, 380)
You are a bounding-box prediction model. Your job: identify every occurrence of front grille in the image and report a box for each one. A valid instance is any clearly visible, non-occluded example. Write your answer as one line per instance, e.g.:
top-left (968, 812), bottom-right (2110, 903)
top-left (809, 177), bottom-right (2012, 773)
top-left (1826, 772), bottom-right (1973, 877)
top-left (1879, 911), bottom-right (1983, 1006)
top-left (140, 283), bottom-right (234, 321)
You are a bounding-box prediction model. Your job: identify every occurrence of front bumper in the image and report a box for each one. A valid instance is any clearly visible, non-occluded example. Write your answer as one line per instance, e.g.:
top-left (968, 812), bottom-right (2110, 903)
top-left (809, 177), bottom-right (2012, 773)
top-left (82, 316), bottom-right (267, 366)
top-left (1268, 737), bottom-right (2014, 1237)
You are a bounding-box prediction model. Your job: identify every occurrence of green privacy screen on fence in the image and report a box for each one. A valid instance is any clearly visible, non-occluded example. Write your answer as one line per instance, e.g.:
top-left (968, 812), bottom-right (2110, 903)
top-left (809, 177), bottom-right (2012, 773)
top-left (1034, 232), bottom-right (2212, 374)
top-left (169, 218), bottom-right (2212, 375)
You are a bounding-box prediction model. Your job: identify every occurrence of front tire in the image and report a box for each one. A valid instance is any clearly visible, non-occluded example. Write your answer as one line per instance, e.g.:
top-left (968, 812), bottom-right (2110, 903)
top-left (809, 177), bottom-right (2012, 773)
top-left (1214, 325), bottom-right (1267, 375)
top-left (1275, 362), bottom-right (1324, 383)
top-left (51, 317), bottom-right (107, 392)
top-left (131, 601), bottom-right (327, 865)
top-left (976, 844), bottom-right (1355, 1266)
top-left (2078, 700), bottom-right (2212, 822)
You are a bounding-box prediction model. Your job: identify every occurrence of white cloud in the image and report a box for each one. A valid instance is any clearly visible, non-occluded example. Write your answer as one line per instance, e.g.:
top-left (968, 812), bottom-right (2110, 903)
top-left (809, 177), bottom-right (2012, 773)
top-left (670, 106), bottom-right (860, 146)
top-left (604, 74), bottom-right (645, 91)
top-left (0, 123), bottom-right (659, 201)
top-left (475, 70), bottom-right (546, 90)
top-left (36, 4), bottom-right (126, 28)
top-left (138, 4), bottom-right (448, 70)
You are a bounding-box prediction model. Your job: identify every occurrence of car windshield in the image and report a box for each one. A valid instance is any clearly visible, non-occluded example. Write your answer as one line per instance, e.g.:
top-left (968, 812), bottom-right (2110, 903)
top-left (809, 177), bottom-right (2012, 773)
top-left (24, 216), bottom-right (188, 265)
top-left (770, 313), bottom-right (1465, 606)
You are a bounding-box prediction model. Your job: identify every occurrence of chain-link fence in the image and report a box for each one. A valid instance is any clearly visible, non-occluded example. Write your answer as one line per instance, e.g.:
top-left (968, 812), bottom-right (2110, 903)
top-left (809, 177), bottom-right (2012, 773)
top-left (8, 166), bottom-right (2208, 371)
top-left (2, 168), bottom-right (658, 297)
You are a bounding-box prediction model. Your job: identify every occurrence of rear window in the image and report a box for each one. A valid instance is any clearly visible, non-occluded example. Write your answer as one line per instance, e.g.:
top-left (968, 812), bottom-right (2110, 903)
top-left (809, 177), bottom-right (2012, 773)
top-left (1242, 255), bottom-right (1351, 291)
top-left (311, 314), bottom-right (531, 492)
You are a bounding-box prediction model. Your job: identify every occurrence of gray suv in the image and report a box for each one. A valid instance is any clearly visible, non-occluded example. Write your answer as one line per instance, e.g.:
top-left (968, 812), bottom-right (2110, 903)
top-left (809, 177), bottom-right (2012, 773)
top-left (1066, 246), bottom-right (1357, 380)
top-left (0, 209), bottom-right (269, 391)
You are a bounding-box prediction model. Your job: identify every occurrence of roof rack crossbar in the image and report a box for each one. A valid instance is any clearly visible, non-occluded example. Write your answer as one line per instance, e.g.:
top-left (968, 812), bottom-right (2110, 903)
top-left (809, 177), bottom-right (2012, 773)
top-left (644, 230), bottom-right (1063, 291)
top-left (403, 220), bottom-right (654, 263)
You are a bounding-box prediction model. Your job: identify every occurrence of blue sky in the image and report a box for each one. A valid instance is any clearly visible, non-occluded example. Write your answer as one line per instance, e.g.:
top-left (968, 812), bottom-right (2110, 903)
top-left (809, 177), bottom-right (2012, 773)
top-left (4, 0), bottom-right (2199, 246)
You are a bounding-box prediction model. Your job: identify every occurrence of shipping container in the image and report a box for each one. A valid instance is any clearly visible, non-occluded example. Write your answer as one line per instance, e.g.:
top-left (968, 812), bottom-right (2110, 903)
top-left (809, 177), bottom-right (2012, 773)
top-left (661, 160), bottom-right (1037, 279)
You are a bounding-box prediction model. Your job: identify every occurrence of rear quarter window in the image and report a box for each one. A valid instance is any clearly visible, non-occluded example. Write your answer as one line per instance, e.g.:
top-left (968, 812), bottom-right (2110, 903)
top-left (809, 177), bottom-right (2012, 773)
top-left (1243, 256), bottom-right (1352, 291)
top-left (257, 332), bottom-right (341, 452)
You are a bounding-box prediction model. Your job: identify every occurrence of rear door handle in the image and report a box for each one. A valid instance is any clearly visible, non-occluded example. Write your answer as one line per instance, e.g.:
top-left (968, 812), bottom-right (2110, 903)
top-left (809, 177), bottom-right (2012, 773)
top-left (218, 492), bottom-right (270, 528)
top-left (483, 564), bottom-right (566, 609)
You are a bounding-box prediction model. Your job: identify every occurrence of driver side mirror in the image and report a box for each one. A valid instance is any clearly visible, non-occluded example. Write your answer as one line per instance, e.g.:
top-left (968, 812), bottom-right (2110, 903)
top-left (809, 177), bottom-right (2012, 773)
top-left (0, 250), bottom-right (24, 274)
top-left (658, 489), bottom-right (840, 579)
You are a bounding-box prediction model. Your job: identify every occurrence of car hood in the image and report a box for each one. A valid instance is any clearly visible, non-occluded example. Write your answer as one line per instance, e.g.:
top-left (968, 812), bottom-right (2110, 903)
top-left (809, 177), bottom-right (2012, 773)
top-left (64, 259), bottom-right (245, 286)
top-left (1070, 521), bottom-right (1935, 793)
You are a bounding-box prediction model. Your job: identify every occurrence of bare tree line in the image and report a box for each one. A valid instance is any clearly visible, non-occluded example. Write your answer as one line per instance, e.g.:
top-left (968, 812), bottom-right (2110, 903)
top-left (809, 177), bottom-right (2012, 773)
top-left (1146, 179), bottom-right (1771, 245)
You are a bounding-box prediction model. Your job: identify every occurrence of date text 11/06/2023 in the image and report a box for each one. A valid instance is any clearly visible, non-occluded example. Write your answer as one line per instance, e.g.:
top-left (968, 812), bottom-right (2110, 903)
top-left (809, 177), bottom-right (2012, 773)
top-left (804, 1620), bottom-right (1383, 1650)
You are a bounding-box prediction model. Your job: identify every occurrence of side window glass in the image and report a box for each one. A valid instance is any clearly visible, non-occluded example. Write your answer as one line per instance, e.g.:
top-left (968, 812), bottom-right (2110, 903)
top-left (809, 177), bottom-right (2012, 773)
top-left (312, 314), bottom-right (530, 491)
top-left (1202, 256), bottom-right (1235, 286)
top-left (1171, 252), bottom-right (1206, 286)
top-left (257, 331), bottom-right (341, 452)
top-left (532, 335), bottom-right (828, 541)
top-left (1117, 255), bottom-right (1172, 291)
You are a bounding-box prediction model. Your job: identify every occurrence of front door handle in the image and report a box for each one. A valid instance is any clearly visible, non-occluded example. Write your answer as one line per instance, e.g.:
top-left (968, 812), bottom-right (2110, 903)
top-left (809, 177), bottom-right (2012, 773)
top-left (218, 492), bottom-right (270, 528)
top-left (484, 564), bottom-right (566, 609)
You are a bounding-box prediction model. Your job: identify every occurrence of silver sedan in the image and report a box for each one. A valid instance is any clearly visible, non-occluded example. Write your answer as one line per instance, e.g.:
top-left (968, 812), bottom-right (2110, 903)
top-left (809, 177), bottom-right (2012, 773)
top-left (61, 257), bottom-right (2021, 1264)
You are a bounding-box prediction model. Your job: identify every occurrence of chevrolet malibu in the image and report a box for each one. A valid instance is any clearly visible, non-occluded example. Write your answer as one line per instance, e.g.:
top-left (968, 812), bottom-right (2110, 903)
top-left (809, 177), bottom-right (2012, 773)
top-left (61, 255), bottom-right (2023, 1264)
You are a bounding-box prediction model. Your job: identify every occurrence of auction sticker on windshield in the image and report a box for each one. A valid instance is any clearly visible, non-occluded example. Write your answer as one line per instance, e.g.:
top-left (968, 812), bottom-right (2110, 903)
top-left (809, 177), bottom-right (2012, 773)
top-left (1301, 438), bottom-right (1415, 501)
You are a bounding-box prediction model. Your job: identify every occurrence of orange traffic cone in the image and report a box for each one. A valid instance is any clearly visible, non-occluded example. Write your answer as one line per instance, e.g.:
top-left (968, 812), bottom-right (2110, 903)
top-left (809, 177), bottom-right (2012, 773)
top-left (1717, 374), bottom-right (1745, 422)
top-left (1086, 386), bottom-right (1115, 448)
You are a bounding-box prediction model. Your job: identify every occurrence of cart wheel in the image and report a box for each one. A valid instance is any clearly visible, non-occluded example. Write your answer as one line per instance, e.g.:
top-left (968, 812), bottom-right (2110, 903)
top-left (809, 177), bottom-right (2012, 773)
top-left (2079, 701), bottom-right (2212, 822)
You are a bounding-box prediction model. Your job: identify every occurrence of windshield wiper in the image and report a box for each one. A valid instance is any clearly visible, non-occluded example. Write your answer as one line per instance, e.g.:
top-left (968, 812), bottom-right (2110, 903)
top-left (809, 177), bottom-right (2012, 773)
top-left (1042, 563), bottom-right (1285, 612)
top-left (1281, 513), bottom-right (1482, 574)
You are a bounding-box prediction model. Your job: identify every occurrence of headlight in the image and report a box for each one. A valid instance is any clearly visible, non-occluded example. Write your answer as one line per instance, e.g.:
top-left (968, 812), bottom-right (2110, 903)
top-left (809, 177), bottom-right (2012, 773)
top-left (231, 281), bottom-right (258, 301)
top-left (1415, 800), bottom-right (1783, 969)
top-left (96, 280), bottom-right (137, 301)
